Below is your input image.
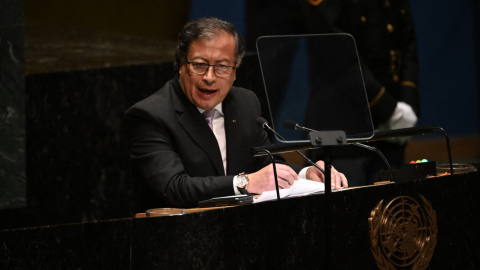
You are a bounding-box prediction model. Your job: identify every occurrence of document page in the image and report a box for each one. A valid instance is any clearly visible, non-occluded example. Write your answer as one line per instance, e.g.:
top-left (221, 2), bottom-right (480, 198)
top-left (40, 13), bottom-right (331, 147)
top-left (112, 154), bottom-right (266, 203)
top-left (253, 178), bottom-right (326, 203)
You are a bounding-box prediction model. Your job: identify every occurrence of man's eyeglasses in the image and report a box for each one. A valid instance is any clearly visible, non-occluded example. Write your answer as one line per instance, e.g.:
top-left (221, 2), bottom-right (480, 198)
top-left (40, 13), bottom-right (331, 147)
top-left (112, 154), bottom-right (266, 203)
top-left (187, 61), bottom-right (236, 78)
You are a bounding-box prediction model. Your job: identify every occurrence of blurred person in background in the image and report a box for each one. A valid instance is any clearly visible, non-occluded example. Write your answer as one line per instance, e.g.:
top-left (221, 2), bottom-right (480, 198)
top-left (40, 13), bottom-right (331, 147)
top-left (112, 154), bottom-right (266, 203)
top-left (246, 0), bottom-right (420, 186)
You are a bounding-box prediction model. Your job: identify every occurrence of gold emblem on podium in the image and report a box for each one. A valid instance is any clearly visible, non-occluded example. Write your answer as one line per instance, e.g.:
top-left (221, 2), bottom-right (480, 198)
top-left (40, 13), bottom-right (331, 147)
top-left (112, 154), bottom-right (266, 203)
top-left (369, 195), bottom-right (437, 270)
top-left (307, 0), bottom-right (324, 6)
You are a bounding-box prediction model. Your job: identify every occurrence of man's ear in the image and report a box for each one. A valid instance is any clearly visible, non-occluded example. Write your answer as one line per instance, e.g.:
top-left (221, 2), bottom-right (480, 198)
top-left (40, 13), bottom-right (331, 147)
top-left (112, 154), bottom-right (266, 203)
top-left (179, 61), bottom-right (184, 75)
top-left (176, 52), bottom-right (183, 75)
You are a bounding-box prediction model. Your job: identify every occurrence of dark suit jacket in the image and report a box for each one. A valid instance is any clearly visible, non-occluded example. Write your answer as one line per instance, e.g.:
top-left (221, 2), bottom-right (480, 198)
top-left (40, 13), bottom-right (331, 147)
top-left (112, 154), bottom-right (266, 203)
top-left (125, 77), bottom-right (299, 210)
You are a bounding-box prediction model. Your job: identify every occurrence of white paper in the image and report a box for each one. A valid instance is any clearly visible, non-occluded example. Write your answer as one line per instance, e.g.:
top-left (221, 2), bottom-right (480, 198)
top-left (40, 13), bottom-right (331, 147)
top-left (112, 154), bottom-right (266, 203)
top-left (253, 187), bottom-right (295, 203)
top-left (253, 178), bottom-right (326, 203)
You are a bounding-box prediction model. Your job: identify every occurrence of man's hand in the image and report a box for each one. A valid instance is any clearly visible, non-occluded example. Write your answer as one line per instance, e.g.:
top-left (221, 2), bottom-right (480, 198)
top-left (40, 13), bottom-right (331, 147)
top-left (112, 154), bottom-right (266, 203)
top-left (247, 164), bottom-right (298, 194)
top-left (306, 160), bottom-right (348, 190)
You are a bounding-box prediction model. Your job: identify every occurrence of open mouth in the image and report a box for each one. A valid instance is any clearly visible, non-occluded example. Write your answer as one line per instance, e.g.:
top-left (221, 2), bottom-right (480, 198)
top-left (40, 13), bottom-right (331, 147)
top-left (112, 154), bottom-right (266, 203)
top-left (198, 88), bottom-right (217, 97)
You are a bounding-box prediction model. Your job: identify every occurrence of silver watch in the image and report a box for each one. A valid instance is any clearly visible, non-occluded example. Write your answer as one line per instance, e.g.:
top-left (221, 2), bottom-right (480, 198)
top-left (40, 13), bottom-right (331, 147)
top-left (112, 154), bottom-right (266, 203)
top-left (236, 172), bottom-right (249, 192)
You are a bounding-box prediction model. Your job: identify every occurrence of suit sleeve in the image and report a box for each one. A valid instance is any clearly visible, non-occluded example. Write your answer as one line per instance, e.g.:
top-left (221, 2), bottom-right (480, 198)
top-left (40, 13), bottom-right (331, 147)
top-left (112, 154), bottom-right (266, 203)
top-left (364, 0), bottom-right (420, 123)
top-left (125, 107), bottom-right (234, 209)
top-left (359, 58), bottom-right (398, 125)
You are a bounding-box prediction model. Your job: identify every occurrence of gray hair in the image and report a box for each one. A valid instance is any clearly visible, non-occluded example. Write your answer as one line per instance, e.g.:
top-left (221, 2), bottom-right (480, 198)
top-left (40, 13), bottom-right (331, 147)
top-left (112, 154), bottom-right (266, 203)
top-left (174, 17), bottom-right (245, 71)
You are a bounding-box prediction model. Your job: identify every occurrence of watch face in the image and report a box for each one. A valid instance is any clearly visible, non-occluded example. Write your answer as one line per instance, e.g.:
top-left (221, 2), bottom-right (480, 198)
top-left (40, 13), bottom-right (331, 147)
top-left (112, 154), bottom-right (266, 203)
top-left (237, 175), bottom-right (248, 188)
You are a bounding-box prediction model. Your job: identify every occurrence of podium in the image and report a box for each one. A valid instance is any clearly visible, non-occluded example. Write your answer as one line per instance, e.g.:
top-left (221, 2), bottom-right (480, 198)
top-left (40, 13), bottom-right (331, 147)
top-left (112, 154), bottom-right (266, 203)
top-left (1, 171), bottom-right (479, 269)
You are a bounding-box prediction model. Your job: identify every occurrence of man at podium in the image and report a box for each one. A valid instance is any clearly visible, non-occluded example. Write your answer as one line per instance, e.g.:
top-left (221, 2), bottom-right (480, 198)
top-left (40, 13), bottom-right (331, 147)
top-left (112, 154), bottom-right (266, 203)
top-left (124, 17), bottom-right (347, 210)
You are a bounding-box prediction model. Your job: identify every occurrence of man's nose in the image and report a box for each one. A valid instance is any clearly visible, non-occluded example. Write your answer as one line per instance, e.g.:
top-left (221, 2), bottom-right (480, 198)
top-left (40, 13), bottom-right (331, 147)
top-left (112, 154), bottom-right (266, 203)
top-left (203, 66), bottom-right (216, 83)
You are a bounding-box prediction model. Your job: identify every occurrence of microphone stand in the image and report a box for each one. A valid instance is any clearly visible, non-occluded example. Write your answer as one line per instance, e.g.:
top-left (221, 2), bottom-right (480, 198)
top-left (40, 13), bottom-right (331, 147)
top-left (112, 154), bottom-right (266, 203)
top-left (256, 118), bottom-right (326, 202)
top-left (323, 146), bottom-right (333, 270)
top-left (306, 129), bottom-right (347, 270)
top-left (256, 149), bottom-right (281, 201)
top-left (352, 142), bottom-right (394, 182)
top-left (262, 122), bottom-right (326, 175)
top-left (347, 125), bottom-right (454, 175)
top-left (433, 127), bottom-right (454, 175)
top-left (286, 121), bottom-right (395, 181)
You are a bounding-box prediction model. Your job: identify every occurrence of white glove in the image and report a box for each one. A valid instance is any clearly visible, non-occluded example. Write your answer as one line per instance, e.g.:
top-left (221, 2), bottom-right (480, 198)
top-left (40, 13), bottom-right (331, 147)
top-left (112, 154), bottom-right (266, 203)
top-left (377, 101), bottom-right (418, 145)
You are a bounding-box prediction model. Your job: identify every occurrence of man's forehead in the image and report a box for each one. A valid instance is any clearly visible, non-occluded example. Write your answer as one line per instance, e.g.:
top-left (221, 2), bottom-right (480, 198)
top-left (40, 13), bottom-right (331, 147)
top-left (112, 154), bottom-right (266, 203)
top-left (187, 34), bottom-right (236, 61)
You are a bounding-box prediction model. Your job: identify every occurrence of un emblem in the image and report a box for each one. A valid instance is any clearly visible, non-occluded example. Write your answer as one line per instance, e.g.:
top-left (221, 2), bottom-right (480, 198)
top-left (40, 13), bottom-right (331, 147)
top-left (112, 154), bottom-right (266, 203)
top-left (307, 0), bottom-right (323, 6)
top-left (369, 195), bottom-right (438, 270)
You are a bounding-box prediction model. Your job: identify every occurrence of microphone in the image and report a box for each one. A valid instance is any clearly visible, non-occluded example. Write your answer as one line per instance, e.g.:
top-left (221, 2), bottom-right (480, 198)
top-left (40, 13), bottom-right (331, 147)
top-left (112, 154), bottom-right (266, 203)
top-left (256, 117), bottom-right (286, 141)
top-left (283, 120), bottom-right (316, 132)
top-left (255, 117), bottom-right (269, 129)
top-left (283, 119), bottom-right (394, 180)
top-left (255, 117), bottom-right (325, 175)
top-left (283, 120), bottom-right (298, 130)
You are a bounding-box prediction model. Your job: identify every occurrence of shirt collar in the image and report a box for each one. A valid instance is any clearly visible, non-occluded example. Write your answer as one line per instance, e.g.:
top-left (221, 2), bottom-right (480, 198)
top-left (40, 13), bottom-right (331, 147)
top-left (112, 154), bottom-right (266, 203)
top-left (197, 103), bottom-right (223, 117)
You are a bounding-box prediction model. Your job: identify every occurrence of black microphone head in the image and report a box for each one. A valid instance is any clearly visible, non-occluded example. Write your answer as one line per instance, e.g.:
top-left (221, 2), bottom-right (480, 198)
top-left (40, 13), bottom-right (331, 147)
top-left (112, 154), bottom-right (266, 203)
top-left (255, 117), bottom-right (268, 128)
top-left (283, 120), bottom-right (297, 130)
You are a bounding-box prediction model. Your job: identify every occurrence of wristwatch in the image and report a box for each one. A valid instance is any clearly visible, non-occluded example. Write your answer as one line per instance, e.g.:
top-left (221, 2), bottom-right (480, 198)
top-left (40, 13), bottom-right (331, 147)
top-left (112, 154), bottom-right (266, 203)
top-left (235, 172), bottom-right (249, 194)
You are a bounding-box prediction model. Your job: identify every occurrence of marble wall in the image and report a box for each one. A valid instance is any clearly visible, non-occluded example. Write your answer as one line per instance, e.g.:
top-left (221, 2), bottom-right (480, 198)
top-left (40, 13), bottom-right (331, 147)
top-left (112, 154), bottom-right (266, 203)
top-left (0, 0), bottom-right (26, 211)
top-left (0, 0), bottom-right (194, 230)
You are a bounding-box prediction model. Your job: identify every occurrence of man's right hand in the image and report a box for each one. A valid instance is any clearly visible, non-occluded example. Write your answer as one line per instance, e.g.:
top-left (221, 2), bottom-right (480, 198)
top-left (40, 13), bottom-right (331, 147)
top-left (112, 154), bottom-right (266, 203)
top-left (246, 164), bottom-right (298, 194)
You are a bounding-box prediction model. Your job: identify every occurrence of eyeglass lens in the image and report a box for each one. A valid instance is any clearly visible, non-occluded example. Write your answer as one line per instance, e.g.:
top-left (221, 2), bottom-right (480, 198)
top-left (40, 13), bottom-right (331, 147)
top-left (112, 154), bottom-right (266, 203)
top-left (189, 62), bottom-right (233, 77)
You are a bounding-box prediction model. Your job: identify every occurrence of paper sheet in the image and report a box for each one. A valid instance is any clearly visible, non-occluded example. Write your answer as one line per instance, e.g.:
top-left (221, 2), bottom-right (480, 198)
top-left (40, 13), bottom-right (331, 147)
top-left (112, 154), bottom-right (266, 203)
top-left (253, 178), bottom-right (326, 203)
